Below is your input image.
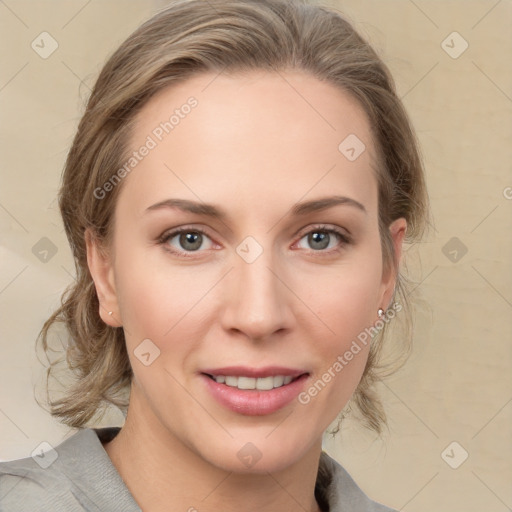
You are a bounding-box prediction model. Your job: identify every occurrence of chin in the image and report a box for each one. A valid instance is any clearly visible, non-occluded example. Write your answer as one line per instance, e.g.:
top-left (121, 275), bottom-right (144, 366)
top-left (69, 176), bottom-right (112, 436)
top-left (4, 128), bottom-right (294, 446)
top-left (193, 429), bottom-right (320, 475)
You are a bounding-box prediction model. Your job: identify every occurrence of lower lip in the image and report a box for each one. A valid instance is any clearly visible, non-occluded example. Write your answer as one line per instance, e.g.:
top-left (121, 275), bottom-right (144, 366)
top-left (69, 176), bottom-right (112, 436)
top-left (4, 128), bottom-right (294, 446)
top-left (201, 374), bottom-right (309, 416)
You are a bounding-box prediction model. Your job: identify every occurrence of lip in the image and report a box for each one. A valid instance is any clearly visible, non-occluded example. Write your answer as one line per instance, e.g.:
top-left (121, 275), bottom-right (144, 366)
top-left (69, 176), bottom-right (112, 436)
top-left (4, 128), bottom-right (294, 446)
top-left (201, 366), bottom-right (306, 378)
top-left (200, 367), bottom-right (309, 416)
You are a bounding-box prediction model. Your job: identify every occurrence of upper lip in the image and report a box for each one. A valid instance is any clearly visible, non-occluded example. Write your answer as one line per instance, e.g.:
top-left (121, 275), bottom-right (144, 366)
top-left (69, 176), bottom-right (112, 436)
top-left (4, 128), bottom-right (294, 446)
top-left (201, 366), bottom-right (308, 379)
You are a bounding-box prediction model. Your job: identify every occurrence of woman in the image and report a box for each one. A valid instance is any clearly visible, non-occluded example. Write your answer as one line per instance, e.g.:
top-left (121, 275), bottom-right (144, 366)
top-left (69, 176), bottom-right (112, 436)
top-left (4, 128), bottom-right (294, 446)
top-left (0, 0), bottom-right (428, 510)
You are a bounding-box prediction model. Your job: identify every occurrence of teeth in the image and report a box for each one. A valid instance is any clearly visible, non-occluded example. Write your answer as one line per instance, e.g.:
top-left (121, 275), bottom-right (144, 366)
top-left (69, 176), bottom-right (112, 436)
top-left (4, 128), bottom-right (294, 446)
top-left (257, 376), bottom-right (274, 390)
top-left (225, 376), bottom-right (237, 387)
top-left (237, 376), bottom-right (256, 390)
top-left (212, 374), bottom-right (297, 390)
top-left (273, 375), bottom-right (284, 388)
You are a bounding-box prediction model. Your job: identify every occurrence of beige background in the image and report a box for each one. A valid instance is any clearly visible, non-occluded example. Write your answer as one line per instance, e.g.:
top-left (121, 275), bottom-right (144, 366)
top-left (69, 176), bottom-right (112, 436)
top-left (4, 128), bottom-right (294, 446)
top-left (1, 1), bottom-right (511, 510)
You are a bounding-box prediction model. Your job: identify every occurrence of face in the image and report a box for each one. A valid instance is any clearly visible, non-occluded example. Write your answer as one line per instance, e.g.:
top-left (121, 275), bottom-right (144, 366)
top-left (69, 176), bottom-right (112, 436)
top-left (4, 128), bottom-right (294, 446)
top-left (87, 69), bottom-right (405, 474)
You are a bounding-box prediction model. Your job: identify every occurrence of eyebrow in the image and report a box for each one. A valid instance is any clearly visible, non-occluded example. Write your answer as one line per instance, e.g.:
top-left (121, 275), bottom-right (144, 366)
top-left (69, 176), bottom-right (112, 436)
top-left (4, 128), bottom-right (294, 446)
top-left (144, 195), bottom-right (366, 219)
top-left (291, 195), bottom-right (366, 216)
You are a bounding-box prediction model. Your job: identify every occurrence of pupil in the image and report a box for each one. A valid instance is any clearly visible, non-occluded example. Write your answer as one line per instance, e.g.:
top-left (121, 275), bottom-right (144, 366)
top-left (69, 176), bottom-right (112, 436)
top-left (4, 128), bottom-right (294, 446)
top-left (309, 232), bottom-right (329, 250)
top-left (180, 232), bottom-right (202, 251)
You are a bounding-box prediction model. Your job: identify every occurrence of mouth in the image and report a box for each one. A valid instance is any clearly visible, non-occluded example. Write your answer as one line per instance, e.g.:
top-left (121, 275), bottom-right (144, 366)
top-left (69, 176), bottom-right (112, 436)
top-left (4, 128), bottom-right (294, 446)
top-left (199, 366), bottom-right (310, 415)
top-left (202, 373), bottom-right (308, 391)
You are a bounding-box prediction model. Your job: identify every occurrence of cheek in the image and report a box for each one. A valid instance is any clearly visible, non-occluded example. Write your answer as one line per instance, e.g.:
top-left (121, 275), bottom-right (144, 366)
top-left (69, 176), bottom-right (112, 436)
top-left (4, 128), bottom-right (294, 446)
top-left (296, 291), bottom-right (375, 424)
top-left (293, 249), bottom-right (383, 411)
top-left (300, 255), bottom-right (383, 342)
top-left (308, 271), bottom-right (377, 367)
top-left (112, 245), bottom-right (200, 350)
top-left (113, 234), bottom-right (195, 321)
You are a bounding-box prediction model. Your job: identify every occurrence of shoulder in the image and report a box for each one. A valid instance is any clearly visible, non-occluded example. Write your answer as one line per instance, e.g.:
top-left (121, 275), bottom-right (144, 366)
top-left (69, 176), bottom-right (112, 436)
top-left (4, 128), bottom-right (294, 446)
top-left (0, 427), bottom-right (140, 512)
top-left (0, 432), bottom-right (93, 512)
top-left (317, 451), bottom-right (399, 512)
top-left (0, 457), bottom-right (83, 512)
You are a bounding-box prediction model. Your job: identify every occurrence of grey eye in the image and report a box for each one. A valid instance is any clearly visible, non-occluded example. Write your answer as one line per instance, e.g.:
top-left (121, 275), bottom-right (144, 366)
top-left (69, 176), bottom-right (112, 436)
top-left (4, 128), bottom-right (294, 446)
top-left (179, 232), bottom-right (203, 251)
top-left (308, 232), bottom-right (330, 250)
top-left (297, 230), bottom-right (340, 251)
top-left (167, 231), bottom-right (213, 252)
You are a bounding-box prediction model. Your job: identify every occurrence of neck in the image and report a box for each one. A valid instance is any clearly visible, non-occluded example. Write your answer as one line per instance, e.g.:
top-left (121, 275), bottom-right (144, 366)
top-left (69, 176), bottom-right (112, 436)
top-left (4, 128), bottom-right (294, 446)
top-left (103, 386), bottom-right (324, 512)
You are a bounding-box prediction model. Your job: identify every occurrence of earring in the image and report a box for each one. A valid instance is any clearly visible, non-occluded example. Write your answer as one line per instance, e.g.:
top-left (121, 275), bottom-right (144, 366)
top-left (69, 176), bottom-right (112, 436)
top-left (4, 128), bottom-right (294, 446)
top-left (108, 311), bottom-right (113, 316)
top-left (377, 308), bottom-right (384, 318)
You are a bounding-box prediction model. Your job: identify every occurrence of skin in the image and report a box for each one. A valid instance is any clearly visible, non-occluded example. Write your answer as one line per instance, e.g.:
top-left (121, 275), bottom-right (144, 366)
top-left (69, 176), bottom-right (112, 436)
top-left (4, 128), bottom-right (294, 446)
top-left (86, 69), bottom-right (406, 512)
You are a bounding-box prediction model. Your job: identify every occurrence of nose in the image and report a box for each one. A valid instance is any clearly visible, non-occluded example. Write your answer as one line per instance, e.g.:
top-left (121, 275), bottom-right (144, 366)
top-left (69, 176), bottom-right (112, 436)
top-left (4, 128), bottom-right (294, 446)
top-left (220, 246), bottom-right (294, 341)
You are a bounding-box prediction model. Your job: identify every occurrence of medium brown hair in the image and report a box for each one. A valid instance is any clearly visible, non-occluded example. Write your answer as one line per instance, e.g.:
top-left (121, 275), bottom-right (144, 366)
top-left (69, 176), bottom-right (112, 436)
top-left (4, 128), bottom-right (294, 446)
top-left (39, 0), bottom-right (428, 434)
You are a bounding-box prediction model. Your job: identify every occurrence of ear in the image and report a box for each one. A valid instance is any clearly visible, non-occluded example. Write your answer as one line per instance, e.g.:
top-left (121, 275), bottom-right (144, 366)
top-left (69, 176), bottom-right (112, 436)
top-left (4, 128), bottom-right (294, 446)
top-left (85, 228), bottom-right (122, 327)
top-left (379, 217), bottom-right (407, 311)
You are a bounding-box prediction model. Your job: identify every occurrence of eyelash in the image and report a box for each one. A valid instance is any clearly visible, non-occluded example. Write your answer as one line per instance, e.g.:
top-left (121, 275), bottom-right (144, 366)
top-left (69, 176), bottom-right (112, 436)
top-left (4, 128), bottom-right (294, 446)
top-left (157, 224), bottom-right (352, 258)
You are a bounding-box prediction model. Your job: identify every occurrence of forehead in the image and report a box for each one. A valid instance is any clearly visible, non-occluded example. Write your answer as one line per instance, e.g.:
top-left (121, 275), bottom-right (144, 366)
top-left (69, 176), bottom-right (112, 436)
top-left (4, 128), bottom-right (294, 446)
top-left (119, 69), bottom-right (378, 218)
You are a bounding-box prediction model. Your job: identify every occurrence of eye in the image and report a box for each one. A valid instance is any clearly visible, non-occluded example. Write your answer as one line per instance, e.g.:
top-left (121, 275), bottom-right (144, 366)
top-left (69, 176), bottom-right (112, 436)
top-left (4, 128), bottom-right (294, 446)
top-left (159, 227), bottom-right (215, 254)
top-left (295, 226), bottom-right (350, 252)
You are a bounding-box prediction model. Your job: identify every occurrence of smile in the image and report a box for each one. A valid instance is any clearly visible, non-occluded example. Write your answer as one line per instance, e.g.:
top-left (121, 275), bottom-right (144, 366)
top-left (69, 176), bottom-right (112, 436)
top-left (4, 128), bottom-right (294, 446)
top-left (206, 374), bottom-right (296, 390)
top-left (200, 367), bottom-right (310, 415)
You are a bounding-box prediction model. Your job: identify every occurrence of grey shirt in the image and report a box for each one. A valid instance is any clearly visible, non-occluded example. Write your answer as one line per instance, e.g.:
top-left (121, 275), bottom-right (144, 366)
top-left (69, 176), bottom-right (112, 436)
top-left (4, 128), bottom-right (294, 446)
top-left (0, 427), bottom-right (398, 511)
